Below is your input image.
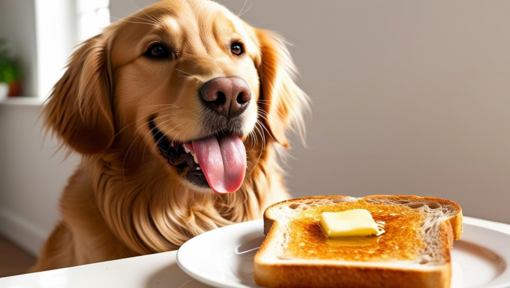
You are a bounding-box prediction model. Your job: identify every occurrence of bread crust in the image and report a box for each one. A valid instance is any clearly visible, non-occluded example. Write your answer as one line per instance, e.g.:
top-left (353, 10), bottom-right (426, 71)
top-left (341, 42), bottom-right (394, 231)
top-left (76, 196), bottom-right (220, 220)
top-left (254, 262), bottom-right (449, 288)
top-left (255, 195), bottom-right (463, 288)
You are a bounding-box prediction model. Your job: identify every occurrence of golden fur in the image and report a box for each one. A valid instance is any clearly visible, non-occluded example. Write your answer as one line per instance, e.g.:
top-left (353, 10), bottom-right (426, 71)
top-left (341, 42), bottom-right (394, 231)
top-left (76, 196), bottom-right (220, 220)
top-left (34, 0), bottom-right (309, 271)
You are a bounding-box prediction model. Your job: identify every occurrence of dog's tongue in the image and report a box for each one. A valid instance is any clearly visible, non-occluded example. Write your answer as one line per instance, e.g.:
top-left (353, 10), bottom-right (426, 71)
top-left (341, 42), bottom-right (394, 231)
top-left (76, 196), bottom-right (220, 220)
top-left (192, 134), bottom-right (246, 194)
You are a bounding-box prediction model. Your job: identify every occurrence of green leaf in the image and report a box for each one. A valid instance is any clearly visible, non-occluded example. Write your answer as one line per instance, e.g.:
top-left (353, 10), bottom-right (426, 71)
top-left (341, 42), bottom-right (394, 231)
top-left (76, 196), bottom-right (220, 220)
top-left (0, 38), bottom-right (21, 84)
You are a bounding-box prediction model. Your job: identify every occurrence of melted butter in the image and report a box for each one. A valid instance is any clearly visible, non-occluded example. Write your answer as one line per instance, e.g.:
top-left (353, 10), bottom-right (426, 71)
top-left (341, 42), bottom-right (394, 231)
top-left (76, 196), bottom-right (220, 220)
top-left (285, 200), bottom-right (425, 262)
top-left (320, 220), bottom-right (386, 247)
top-left (376, 221), bottom-right (386, 236)
top-left (325, 235), bottom-right (380, 247)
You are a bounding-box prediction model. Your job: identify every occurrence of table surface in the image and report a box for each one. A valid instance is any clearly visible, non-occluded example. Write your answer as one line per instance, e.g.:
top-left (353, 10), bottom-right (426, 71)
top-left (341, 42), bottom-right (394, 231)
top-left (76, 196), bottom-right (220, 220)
top-left (0, 216), bottom-right (508, 288)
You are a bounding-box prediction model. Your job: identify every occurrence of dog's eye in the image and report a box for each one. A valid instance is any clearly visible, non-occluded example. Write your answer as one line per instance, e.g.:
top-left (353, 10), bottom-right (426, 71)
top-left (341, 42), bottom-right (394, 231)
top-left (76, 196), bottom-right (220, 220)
top-left (144, 43), bottom-right (170, 59)
top-left (230, 42), bottom-right (244, 56)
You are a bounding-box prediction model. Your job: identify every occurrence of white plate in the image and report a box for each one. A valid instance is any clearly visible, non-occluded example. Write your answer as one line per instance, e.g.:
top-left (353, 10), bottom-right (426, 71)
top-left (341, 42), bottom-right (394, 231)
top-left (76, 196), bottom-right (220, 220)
top-left (177, 219), bottom-right (510, 288)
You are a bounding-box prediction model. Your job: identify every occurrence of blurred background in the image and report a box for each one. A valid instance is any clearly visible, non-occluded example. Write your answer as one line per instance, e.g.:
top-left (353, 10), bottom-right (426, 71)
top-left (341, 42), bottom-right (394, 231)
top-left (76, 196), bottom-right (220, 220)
top-left (1, 0), bottom-right (510, 276)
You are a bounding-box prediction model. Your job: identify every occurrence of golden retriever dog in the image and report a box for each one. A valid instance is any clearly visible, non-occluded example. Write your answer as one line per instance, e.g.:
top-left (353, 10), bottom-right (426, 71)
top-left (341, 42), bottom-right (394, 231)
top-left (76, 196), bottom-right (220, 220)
top-left (34, 0), bottom-right (308, 271)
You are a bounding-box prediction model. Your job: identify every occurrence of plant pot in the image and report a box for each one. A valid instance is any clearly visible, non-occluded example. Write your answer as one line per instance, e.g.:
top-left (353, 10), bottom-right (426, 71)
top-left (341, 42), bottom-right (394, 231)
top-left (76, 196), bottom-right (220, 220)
top-left (0, 83), bottom-right (9, 101)
top-left (8, 80), bottom-right (20, 97)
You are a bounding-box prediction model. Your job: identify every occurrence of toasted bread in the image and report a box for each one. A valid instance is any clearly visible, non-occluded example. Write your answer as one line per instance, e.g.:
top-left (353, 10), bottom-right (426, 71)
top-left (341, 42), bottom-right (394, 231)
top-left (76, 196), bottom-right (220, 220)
top-left (254, 195), bottom-right (462, 288)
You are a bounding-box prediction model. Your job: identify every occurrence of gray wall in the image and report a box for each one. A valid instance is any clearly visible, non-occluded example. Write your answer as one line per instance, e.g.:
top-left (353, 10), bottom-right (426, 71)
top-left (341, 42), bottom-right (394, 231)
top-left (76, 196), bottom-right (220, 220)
top-left (212, 0), bottom-right (510, 223)
top-left (0, 0), bottom-right (38, 96)
top-left (110, 0), bottom-right (159, 20)
top-left (1, 0), bottom-right (510, 257)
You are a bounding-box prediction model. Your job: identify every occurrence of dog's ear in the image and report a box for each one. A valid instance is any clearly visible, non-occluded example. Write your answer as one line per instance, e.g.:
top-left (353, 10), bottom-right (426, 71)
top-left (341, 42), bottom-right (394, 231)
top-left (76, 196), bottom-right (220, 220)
top-left (44, 35), bottom-right (114, 155)
top-left (256, 29), bottom-right (309, 148)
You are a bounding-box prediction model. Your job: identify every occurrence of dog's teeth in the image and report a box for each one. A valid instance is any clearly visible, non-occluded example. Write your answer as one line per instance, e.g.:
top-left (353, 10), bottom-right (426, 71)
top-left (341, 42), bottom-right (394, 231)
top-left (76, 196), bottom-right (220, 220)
top-left (194, 154), bottom-right (199, 164)
top-left (196, 167), bottom-right (201, 170)
top-left (183, 145), bottom-right (191, 154)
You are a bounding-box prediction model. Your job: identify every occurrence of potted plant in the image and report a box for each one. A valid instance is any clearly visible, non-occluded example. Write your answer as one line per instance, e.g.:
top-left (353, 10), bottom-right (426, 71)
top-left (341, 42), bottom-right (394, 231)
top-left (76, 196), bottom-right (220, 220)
top-left (0, 38), bottom-right (22, 100)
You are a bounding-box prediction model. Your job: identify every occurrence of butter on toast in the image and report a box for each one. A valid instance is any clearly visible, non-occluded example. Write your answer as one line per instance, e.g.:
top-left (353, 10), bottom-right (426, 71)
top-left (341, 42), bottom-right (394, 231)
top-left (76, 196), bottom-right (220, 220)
top-left (254, 195), bottom-right (462, 288)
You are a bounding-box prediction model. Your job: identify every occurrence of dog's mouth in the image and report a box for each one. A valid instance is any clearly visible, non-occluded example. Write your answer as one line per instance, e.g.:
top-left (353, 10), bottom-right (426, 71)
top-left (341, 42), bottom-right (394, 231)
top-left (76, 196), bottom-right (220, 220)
top-left (149, 119), bottom-right (247, 194)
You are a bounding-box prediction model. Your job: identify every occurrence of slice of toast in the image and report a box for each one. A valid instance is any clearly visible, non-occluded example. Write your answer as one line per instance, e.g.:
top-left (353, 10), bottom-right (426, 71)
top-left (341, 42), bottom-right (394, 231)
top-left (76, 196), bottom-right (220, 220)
top-left (254, 195), bottom-right (462, 288)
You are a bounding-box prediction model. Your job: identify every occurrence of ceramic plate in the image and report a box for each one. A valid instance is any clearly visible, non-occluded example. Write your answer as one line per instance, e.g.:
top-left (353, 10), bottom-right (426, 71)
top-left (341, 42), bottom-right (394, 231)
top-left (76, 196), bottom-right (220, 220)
top-left (177, 219), bottom-right (510, 288)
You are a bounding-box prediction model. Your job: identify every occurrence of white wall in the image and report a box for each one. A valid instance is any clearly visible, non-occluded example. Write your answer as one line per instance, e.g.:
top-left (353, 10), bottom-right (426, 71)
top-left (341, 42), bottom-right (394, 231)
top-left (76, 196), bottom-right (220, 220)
top-left (0, 103), bottom-right (80, 255)
top-left (1, 0), bottom-right (510, 257)
top-left (0, 0), bottom-right (80, 256)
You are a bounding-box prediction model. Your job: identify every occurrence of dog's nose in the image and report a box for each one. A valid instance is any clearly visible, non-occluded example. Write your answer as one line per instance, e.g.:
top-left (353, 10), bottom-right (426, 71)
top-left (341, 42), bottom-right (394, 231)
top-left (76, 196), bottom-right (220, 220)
top-left (200, 77), bottom-right (251, 118)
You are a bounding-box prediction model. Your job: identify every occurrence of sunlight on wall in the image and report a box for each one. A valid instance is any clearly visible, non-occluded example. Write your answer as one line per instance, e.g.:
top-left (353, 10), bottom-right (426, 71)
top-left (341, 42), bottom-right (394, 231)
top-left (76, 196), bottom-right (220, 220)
top-left (35, 0), bottom-right (75, 99)
top-left (34, 0), bottom-right (111, 100)
top-left (77, 0), bottom-right (111, 43)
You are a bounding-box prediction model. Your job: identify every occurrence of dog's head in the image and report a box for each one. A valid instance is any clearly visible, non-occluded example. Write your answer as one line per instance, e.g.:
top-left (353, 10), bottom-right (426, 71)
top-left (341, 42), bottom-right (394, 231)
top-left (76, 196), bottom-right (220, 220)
top-left (45, 0), bottom-right (308, 194)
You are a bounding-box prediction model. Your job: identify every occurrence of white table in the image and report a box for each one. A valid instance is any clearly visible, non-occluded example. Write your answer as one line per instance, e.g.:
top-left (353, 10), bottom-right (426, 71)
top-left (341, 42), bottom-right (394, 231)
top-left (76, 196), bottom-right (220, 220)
top-left (0, 216), bottom-right (509, 288)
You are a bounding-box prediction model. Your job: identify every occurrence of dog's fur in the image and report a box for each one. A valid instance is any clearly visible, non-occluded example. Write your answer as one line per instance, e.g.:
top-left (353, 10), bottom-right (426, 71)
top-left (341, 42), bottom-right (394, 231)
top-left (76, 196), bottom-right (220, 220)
top-left (34, 0), bottom-right (308, 271)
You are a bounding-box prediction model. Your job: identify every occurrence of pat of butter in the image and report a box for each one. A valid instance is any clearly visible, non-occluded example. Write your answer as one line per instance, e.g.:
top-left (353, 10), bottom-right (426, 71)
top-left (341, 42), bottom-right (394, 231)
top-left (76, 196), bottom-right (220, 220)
top-left (320, 209), bottom-right (379, 237)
